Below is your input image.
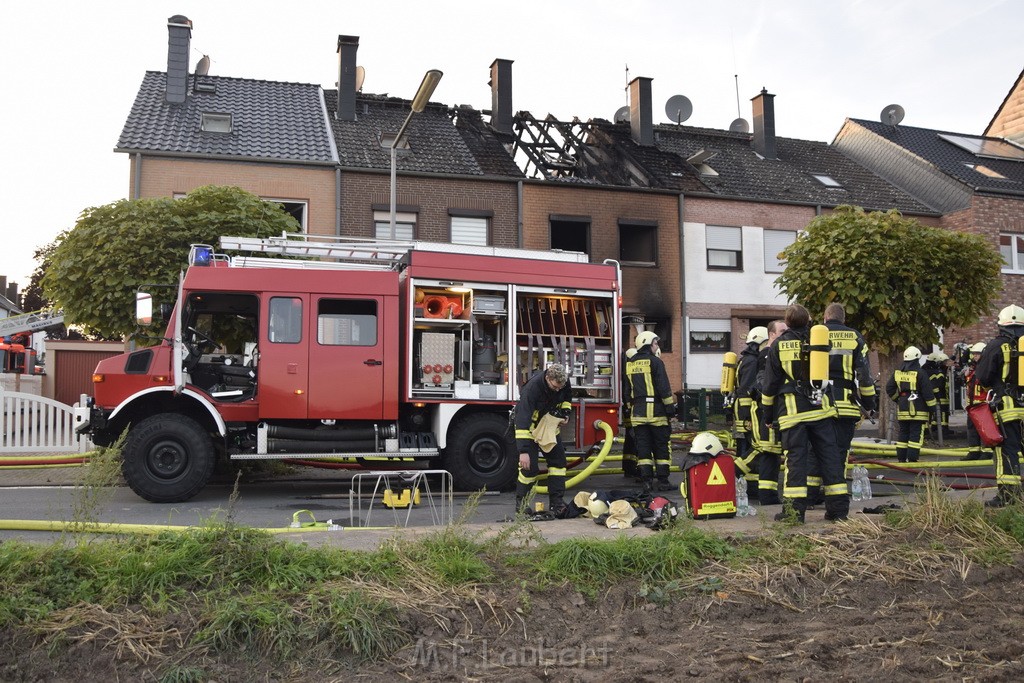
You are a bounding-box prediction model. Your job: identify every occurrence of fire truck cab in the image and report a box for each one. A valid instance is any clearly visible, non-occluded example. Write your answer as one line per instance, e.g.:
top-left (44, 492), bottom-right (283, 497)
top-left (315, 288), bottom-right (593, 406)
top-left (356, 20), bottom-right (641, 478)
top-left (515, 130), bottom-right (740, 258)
top-left (77, 235), bottom-right (621, 503)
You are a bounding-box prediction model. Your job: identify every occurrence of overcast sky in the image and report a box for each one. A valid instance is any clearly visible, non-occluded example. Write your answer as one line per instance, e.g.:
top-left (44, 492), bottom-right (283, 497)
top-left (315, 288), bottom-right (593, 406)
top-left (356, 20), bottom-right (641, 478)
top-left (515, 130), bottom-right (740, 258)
top-left (1, 0), bottom-right (1020, 293)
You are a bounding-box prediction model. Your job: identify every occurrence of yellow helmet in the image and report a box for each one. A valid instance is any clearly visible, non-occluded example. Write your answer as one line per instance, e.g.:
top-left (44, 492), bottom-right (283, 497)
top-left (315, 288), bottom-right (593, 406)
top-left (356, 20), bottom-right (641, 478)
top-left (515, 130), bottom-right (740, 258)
top-left (970, 342), bottom-right (986, 353)
top-left (998, 305), bottom-right (1024, 326)
top-left (903, 346), bottom-right (921, 361)
top-left (746, 326), bottom-right (768, 345)
top-left (929, 351), bottom-right (949, 362)
top-left (690, 432), bottom-right (724, 456)
top-left (586, 493), bottom-right (609, 518)
top-left (635, 330), bottom-right (659, 349)
top-left (625, 348), bottom-right (638, 359)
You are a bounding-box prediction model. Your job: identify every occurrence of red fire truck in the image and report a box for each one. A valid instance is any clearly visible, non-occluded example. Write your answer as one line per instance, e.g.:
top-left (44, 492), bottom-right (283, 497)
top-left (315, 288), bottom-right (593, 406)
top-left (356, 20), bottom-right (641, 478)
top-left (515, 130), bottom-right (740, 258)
top-left (76, 234), bottom-right (622, 502)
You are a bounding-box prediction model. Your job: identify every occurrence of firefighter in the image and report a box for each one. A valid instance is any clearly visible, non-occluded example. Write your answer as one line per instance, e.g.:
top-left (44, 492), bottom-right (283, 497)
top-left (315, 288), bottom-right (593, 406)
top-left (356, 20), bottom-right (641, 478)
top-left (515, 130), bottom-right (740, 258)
top-left (762, 304), bottom-right (848, 523)
top-left (925, 351), bottom-right (953, 437)
top-left (823, 303), bottom-right (878, 470)
top-left (625, 331), bottom-right (677, 492)
top-left (734, 327), bottom-right (768, 498)
top-left (886, 346), bottom-right (938, 463)
top-left (749, 319), bottom-right (787, 506)
top-left (963, 342), bottom-right (989, 461)
top-left (975, 305), bottom-right (1024, 507)
top-left (513, 363), bottom-right (573, 516)
top-left (621, 347), bottom-right (640, 480)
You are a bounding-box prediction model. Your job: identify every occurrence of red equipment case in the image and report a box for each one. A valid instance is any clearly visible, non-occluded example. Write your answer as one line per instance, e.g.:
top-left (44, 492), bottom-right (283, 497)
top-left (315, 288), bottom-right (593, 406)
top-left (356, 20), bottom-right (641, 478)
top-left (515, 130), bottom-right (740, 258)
top-left (682, 453), bottom-right (737, 519)
top-left (967, 403), bottom-right (1004, 447)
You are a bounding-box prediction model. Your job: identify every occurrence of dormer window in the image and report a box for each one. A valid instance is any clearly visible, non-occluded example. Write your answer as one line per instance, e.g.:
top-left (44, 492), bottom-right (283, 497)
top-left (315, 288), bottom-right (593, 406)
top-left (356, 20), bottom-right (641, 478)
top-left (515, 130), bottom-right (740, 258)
top-left (379, 133), bottom-right (411, 150)
top-left (201, 112), bottom-right (232, 133)
top-left (810, 173), bottom-right (842, 188)
top-left (965, 162), bottom-right (1007, 179)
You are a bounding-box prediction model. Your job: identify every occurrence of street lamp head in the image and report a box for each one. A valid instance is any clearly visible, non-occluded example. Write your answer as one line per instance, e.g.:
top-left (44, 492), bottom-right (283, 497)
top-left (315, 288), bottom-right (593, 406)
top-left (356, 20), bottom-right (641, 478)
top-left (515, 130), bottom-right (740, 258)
top-left (410, 69), bottom-right (443, 113)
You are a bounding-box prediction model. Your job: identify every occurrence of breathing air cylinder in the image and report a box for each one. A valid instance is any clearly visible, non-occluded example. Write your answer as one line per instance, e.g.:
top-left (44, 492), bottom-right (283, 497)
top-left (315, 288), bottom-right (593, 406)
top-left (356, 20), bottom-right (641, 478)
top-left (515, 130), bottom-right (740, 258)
top-left (1018, 336), bottom-right (1024, 387)
top-left (720, 352), bottom-right (738, 394)
top-left (809, 324), bottom-right (830, 384)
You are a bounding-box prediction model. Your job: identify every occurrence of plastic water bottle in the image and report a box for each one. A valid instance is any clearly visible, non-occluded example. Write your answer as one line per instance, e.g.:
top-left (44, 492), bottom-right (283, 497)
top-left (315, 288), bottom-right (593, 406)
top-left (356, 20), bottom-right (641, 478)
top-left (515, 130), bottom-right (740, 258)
top-left (851, 468), bottom-right (864, 502)
top-left (860, 466), bottom-right (873, 500)
top-left (735, 477), bottom-right (751, 516)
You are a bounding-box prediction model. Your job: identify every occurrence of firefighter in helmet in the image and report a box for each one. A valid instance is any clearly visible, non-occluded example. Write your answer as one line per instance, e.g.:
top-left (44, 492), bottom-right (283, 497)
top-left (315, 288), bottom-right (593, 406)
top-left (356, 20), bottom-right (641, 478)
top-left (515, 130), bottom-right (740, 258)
top-left (823, 303), bottom-right (878, 472)
top-left (762, 304), bottom-right (847, 523)
top-left (925, 351), bottom-right (953, 437)
top-left (963, 342), bottom-right (990, 461)
top-left (749, 319), bottom-right (786, 506)
top-left (624, 331), bottom-right (677, 492)
top-left (886, 346), bottom-right (938, 463)
top-left (620, 347), bottom-right (640, 480)
top-left (513, 363), bottom-right (572, 516)
top-left (975, 305), bottom-right (1024, 507)
top-left (734, 326), bottom-right (767, 498)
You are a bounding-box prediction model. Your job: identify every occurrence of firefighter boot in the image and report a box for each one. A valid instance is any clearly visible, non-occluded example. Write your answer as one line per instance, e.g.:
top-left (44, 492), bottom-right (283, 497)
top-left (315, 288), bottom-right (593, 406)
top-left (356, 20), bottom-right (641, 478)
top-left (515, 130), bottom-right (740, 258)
top-left (985, 485), bottom-right (1019, 508)
top-left (823, 494), bottom-right (850, 522)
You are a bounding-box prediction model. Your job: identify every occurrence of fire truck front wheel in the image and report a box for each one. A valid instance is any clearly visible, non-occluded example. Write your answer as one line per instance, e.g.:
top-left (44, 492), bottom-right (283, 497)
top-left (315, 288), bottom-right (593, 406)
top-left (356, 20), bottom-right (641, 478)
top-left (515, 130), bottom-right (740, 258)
top-left (122, 414), bottom-right (215, 503)
top-left (443, 413), bottom-right (517, 491)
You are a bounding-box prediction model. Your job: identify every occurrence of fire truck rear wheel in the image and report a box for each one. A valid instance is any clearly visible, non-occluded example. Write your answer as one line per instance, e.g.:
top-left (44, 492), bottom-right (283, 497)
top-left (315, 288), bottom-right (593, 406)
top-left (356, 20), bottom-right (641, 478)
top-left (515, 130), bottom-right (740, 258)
top-left (122, 414), bottom-right (215, 503)
top-left (443, 413), bottom-right (517, 491)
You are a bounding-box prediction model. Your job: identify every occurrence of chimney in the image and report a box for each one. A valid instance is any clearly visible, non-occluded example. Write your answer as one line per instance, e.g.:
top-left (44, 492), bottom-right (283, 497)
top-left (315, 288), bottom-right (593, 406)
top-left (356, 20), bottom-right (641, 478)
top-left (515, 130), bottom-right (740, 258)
top-left (488, 59), bottom-right (513, 135)
top-left (5, 283), bottom-right (16, 306)
top-left (629, 77), bottom-right (653, 146)
top-left (165, 15), bottom-right (192, 104)
top-left (336, 35), bottom-right (360, 121)
top-left (751, 88), bottom-right (777, 160)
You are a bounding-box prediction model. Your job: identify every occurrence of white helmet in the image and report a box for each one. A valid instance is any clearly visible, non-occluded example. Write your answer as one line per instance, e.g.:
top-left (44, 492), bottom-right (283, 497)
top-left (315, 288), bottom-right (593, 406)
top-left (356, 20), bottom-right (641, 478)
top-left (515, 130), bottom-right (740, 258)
top-left (903, 346), bottom-right (922, 361)
top-left (928, 351), bottom-right (949, 363)
top-left (998, 305), bottom-right (1024, 326)
top-left (690, 432), bottom-right (724, 456)
top-left (625, 348), bottom-right (637, 359)
top-left (635, 330), bottom-right (659, 349)
top-left (746, 326), bottom-right (768, 345)
top-left (586, 493), bottom-right (609, 518)
top-left (970, 342), bottom-right (986, 354)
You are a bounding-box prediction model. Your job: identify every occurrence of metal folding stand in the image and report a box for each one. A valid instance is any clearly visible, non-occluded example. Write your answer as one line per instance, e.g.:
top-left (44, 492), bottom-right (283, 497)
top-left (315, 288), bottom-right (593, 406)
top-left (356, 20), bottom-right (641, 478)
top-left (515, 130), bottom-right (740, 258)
top-left (347, 469), bottom-right (454, 528)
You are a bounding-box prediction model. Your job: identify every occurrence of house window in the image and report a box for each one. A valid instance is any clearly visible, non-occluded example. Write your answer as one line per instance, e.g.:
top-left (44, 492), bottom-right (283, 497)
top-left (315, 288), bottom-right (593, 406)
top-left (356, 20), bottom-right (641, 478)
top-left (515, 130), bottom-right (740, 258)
top-left (763, 229), bottom-right (797, 273)
top-left (450, 215), bottom-right (489, 246)
top-left (265, 198), bottom-right (307, 232)
top-left (1000, 233), bottom-right (1024, 273)
top-left (378, 132), bottom-right (411, 150)
top-left (619, 221), bottom-right (658, 266)
top-left (706, 225), bottom-right (742, 270)
top-left (200, 112), bottom-right (232, 133)
top-left (374, 210), bottom-right (416, 240)
top-left (810, 173), bottom-right (842, 187)
top-left (550, 215), bottom-right (590, 254)
top-left (939, 133), bottom-right (1024, 160)
top-left (689, 319), bottom-right (731, 353)
top-left (965, 163), bottom-right (1007, 179)
top-left (318, 299), bottom-right (377, 346)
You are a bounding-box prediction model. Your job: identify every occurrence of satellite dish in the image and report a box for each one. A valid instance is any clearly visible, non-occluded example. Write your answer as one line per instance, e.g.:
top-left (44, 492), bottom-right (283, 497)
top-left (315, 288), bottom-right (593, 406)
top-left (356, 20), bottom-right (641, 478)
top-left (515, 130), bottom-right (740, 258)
top-left (195, 54), bottom-right (210, 76)
top-left (880, 103), bottom-right (905, 126)
top-left (665, 94), bottom-right (692, 124)
top-left (729, 118), bottom-right (750, 133)
top-left (355, 66), bottom-right (366, 92)
top-left (614, 106), bottom-right (630, 123)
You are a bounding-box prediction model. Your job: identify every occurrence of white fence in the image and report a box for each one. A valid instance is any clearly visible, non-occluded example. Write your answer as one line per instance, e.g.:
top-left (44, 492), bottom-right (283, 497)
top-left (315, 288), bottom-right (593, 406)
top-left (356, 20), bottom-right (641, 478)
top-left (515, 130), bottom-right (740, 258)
top-left (0, 388), bottom-right (92, 454)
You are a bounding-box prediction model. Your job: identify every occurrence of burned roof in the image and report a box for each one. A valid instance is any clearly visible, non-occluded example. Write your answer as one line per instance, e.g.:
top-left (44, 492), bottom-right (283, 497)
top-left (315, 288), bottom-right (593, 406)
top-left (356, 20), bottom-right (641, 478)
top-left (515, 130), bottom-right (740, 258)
top-left (116, 72), bottom-right (336, 164)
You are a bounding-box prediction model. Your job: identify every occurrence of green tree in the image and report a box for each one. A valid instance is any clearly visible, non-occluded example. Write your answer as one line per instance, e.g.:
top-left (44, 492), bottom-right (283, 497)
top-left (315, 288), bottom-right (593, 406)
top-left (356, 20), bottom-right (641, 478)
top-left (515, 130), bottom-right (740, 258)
top-left (41, 185), bottom-right (299, 338)
top-left (775, 206), bottom-right (1002, 433)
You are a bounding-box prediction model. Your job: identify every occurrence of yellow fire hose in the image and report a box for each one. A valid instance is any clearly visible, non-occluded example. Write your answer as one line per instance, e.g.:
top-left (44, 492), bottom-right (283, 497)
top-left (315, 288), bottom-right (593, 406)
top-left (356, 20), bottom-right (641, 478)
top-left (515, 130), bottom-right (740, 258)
top-left (534, 420), bottom-right (614, 494)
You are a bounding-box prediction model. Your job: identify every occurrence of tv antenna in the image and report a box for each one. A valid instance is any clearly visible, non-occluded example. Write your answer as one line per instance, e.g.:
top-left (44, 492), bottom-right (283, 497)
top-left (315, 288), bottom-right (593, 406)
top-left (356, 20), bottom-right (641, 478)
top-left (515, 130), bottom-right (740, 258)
top-left (729, 118), bottom-right (750, 133)
top-left (614, 106), bottom-right (630, 124)
top-left (195, 54), bottom-right (210, 76)
top-left (665, 94), bottom-right (692, 125)
top-left (355, 66), bottom-right (366, 92)
top-left (880, 103), bottom-right (905, 126)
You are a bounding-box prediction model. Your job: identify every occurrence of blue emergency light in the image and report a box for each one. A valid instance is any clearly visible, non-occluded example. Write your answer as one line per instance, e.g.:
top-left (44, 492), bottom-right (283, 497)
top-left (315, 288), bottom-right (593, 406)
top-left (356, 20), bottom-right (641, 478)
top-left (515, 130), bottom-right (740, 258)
top-left (189, 244), bottom-right (214, 266)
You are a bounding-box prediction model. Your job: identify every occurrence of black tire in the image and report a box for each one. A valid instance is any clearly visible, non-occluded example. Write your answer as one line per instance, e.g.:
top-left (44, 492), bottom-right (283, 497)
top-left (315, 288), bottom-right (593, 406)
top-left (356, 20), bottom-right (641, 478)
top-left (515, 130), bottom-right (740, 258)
top-left (442, 413), bottom-right (517, 491)
top-left (122, 414), bottom-right (215, 503)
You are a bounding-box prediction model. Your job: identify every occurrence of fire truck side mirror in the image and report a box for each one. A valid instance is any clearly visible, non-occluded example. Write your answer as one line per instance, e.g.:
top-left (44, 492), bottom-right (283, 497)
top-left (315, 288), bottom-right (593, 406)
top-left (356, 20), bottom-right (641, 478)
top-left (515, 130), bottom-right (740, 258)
top-left (136, 293), bottom-right (153, 326)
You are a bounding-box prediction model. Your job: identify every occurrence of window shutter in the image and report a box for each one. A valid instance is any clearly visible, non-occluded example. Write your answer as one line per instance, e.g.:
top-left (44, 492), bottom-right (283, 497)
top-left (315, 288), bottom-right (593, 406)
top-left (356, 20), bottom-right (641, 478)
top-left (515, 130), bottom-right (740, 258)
top-left (763, 229), bottom-right (796, 272)
top-left (690, 318), bottom-right (731, 332)
top-left (706, 226), bottom-right (741, 250)
top-left (451, 216), bottom-right (488, 245)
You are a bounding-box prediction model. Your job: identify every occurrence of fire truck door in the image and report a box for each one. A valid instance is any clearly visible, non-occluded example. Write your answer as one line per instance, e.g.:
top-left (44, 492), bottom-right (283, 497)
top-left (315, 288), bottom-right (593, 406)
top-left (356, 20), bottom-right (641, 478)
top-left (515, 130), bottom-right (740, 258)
top-left (307, 295), bottom-right (386, 420)
top-left (258, 294), bottom-right (309, 419)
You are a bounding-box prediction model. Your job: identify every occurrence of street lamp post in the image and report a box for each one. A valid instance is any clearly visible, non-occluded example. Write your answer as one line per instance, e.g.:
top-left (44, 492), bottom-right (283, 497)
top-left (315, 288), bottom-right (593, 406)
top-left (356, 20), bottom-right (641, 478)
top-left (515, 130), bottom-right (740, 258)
top-left (390, 69), bottom-right (443, 238)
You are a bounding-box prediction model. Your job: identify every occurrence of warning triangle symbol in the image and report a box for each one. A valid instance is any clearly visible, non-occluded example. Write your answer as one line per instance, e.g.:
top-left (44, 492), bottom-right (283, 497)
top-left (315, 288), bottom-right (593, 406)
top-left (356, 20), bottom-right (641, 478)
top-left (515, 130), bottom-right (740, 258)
top-left (706, 460), bottom-right (727, 486)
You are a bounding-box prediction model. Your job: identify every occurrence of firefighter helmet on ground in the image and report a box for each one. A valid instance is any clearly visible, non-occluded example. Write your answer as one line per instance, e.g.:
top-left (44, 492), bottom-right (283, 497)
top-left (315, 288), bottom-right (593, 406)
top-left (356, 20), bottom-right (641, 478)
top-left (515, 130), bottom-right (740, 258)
top-left (903, 346), bottom-right (922, 361)
top-left (971, 342), bottom-right (986, 353)
top-left (998, 305), bottom-right (1024, 326)
top-left (746, 326), bottom-right (769, 345)
top-left (690, 432), bottom-right (724, 456)
top-left (635, 330), bottom-right (659, 349)
top-left (586, 493), bottom-right (609, 518)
